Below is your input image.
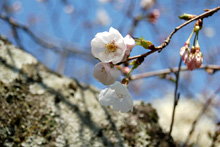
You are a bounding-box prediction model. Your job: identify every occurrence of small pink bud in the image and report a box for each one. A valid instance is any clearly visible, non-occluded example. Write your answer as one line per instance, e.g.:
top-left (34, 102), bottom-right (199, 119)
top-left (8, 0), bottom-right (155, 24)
top-left (194, 51), bottom-right (203, 68)
top-left (186, 51), bottom-right (203, 70)
top-left (121, 34), bottom-right (135, 62)
top-left (186, 53), bottom-right (195, 71)
top-left (180, 46), bottom-right (190, 64)
top-left (121, 66), bottom-right (130, 75)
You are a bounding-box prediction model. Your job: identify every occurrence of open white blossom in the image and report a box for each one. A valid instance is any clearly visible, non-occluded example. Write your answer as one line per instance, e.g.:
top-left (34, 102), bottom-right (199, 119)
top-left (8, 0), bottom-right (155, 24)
top-left (91, 27), bottom-right (127, 64)
top-left (121, 34), bottom-right (135, 62)
top-left (93, 62), bottom-right (120, 85)
top-left (99, 81), bottom-right (133, 113)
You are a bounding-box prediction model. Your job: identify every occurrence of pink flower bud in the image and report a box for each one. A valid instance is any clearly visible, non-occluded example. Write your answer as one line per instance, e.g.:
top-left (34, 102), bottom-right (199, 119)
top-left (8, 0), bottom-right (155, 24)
top-left (121, 35), bottom-right (135, 62)
top-left (180, 46), bottom-right (190, 64)
top-left (186, 51), bottom-right (203, 70)
top-left (194, 51), bottom-right (203, 68)
top-left (186, 53), bottom-right (195, 71)
top-left (121, 66), bottom-right (130, 75)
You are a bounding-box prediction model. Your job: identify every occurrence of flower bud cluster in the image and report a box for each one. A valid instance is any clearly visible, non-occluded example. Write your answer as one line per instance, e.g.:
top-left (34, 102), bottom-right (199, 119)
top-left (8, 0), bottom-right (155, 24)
top-left (91, 27), bottom-right (135, 113)
top-left (180, 19), bottom-right (203, 71)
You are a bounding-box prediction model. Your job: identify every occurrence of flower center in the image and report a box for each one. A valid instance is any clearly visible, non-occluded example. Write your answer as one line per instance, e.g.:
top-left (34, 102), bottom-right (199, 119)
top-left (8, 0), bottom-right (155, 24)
top-left (116, 93), bottom-right (124, 99)
top-left (105, 42), bottom-right (117, 53)
top-left (101, 66), bottom-right (105, 72)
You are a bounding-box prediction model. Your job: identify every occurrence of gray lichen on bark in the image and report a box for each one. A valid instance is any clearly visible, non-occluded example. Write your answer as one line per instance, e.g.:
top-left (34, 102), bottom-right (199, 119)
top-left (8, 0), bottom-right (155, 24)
top-left (0, 35), bottom-right (175, 147)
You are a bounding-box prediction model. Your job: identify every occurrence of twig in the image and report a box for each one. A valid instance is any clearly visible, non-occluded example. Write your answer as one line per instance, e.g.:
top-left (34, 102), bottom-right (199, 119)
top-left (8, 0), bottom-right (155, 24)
top-left (11, 25), bottom-right (25, 50)
top-left (130, 64), bottom-right (220, 80)
top-left (126, 6), bottom-right (220, 62)
top-left (182, 87), bottom-right (220, 147)
top-left (0, 13), bottom-right (92, 57)
top-left (210, 122), bottom-right (220, 147)
top-left (169, 58), bottom-right (182, 136)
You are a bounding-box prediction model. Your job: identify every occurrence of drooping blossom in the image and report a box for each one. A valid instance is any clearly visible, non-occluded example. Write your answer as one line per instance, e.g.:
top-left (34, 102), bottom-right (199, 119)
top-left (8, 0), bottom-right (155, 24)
top-left (180, 45), bottom-right (190, 64)
top-left (121, 34), bottom-right (135, 62)
top-left (91, 27), bottom-right (127, 64)
top-left (187, 51), bottom-right (203, 71)
top-left (99, 81), bottom-right (133, 113)
top-left (93, 62), bottom-right (120, 85)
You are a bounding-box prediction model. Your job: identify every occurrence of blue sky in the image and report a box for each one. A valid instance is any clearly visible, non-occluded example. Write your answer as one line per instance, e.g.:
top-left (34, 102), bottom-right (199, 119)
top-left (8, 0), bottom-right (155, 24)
top-left (0, 0), bottom-right (220, 101)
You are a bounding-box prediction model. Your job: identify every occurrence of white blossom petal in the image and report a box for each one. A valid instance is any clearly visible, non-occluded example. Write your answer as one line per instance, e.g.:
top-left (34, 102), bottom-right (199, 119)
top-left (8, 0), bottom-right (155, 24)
top-left (99, 88), bottom-right (117, 106)
top-left (93, 62), bottom-right (120, 85)
top-left (98, 81), bottom-right (133, 113)
top-left (113, 98), bottom-right (133, 113)
top-left (121, 35), bottom-right (135, 62)
top-left (124, 35), bottom-right (135, 51)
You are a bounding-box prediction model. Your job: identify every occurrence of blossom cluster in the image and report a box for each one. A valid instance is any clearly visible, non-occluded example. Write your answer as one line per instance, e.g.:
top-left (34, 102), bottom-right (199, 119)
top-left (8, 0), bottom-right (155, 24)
top-left (91, 27), bottom-right (135, 113)
top-left (180, 42), bottom-right (203, 71)
top-left (180, 20), bottom-right (203, 70)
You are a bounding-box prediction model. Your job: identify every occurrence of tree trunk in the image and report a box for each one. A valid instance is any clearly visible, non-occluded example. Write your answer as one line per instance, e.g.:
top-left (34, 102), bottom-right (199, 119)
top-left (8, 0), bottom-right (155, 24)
top-left (0, 36), bottom-right (175, 147)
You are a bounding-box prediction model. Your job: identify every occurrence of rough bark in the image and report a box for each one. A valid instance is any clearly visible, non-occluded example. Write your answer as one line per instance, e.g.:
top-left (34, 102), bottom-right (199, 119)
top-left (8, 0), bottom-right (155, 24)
top-left (0, 36), bottom-right (175, 147)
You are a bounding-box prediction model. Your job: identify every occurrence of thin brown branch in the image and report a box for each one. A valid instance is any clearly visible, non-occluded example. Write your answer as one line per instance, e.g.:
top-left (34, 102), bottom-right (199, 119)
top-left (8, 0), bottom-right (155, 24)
top-left (182, 86), bottom-right (220, 147)
top-left (126, 6), bottom-right (220, 62)
top-left (210, 122), bottom-right (220, 147)
top-left (169, 59), bottom-right (182, 136)
top-left (0, 13), bottom-right (92, 58)
top-left (130, 64), bottom-right (220, 80)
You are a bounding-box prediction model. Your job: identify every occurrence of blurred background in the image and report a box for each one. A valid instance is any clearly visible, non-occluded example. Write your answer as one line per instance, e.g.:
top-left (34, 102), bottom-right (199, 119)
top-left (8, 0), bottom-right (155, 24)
top-left (1, 0), bottom-right (220, 146)
top-left (0, 0), bottom-right (220, 102)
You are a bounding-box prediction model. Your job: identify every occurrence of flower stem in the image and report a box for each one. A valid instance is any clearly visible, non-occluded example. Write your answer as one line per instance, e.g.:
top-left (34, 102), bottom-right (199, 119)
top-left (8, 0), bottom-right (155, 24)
top-left (186, 30), bottom-right (194, 44)
top-left (126, 67), bottom-right (135, 78)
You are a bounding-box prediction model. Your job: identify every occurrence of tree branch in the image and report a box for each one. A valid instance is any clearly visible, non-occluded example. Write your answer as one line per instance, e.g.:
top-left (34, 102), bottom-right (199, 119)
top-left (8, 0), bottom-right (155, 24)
top-left (183, 86), bottom-right (220, 147)
top-left (130, 64), bottom-right (220, 80)
top-left (0, 13), bottom-right (92, 58)
top-left (169, 59), bottom-right (182, 136)
top-left (126, 6), bottom-right (220, 62)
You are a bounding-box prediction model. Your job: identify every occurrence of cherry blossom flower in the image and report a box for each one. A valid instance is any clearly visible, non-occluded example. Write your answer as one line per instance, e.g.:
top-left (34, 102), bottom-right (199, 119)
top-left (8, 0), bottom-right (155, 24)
top-left (180, 45), bottom-right (190, 64)
top-left (194, 51), bottom-right (203, 68)
top-left (91, 27), bottom-right (127, 64)
top-left (121, 34), bottom-right (135, 62)
top-left (187, 51), bottom-right (203, 70)
top-left (99, 81), bottom-right (133, 113)
top-left (93, 62), bottom-right (120, 85)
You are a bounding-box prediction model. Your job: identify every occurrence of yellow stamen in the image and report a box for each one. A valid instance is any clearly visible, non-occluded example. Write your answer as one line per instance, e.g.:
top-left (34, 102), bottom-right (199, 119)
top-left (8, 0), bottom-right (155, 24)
top-left (116, 93), bottom-right (124, 99)
top-left (105, 42), bottom-right (117, 53)
top-left (101, 67), bottom-right (105, 72)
